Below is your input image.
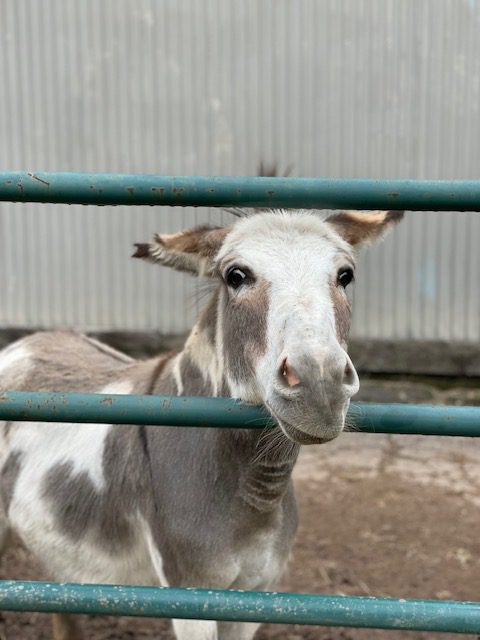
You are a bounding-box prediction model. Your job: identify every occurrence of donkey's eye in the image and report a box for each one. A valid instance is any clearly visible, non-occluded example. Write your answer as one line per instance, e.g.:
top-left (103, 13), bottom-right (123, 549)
top-left (226, 267), bottom-right (252, 289)
top-left (337, 267), bottom-right (354, 288)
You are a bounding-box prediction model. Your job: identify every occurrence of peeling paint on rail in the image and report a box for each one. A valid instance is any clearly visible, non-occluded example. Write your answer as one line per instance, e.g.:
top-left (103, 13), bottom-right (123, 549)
top-left (0, 391), bottom-right (480, 436)
top-left (2, 172), bottom-right (480, 209)
top-left (0, 581), bottom-right (479, 632)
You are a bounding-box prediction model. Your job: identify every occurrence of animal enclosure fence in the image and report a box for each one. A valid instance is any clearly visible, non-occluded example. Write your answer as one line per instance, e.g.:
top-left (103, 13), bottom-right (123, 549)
top-left (0, 171), bottom-right (480, 634)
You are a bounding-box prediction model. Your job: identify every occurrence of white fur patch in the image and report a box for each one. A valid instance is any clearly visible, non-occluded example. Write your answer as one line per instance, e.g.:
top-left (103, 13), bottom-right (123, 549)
top-left (216, 210), bottom-right (352, 264)
top-left (0, 343), bottom-right (32, 379)
top-left (9, 501), bottom-right (161, 585)
top-left (9, 379), bottom-right (134, 495)
top-left (101, 379), bottom-right (135, 397)
top-left (6, 379), bottom-right (167, 586)
top-left (172, 354), bottom-right (184, 395)
top-left (172, 619), bottom-right (218, 640)
top-left (140, 515), bottom-right (169, 586)
top-left (184, 327), bottom-right (223, 396)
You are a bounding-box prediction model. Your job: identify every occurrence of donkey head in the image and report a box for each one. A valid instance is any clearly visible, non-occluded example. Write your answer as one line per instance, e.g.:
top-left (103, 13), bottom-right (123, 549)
top-left (134, 209), bottom-right (403, 444)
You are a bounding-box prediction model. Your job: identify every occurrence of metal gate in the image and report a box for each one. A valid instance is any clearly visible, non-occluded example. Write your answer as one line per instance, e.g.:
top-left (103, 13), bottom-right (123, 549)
top-left (0, 171), bottom-right (479, 634)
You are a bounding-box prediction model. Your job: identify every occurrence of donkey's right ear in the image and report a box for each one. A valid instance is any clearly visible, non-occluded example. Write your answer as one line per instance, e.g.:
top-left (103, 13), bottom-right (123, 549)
top-left (132, 225), bottom-right (231, 277)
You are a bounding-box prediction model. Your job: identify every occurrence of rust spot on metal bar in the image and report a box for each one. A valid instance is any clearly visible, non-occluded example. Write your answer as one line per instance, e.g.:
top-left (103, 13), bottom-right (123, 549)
top-left (17, 183), bottom-right (24, 194)
top-left (27, 173), bottom-right (50, 187)
top-left (267, 191), bottom-right (274, 198)
top-left (100, 397), bottom-right (113, 405)
top-left (126, 187), bottom-right (134, 194)
top-left (387, 192), bottom-right (399, 197)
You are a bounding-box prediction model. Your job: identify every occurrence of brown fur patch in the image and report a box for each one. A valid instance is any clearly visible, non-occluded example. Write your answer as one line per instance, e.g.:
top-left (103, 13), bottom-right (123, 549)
top-left (1, 451), bottom-right (22, 510)
top-left (131, 243), bottom-right (150, 259)
top-left (327, 210), bottom-right (404, 246)
top-left (222, 281), bottom-right (269, 384)
top-left (329, 278), bottom-right (352, 347)
top-left (145, 352), bottom-right (176, 395)
top-left (157, 226), bottom-right (230, 258)
top-left (179, 354), bottom-right (214, 396)
top-left (52, 613), bottom-right (82, 640)
top-left (196, 289), bottom-right (219, 347)
top-left (133, 226), bottom-right (231, 276)
top-left (147, 357), bottom-right (179, 397)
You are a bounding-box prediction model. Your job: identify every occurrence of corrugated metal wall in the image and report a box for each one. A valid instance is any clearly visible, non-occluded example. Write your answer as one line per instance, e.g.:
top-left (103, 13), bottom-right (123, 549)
top-left (1, 0), bottom-right (479, 341)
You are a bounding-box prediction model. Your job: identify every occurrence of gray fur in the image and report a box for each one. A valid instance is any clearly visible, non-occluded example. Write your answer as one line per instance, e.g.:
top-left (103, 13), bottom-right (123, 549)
top-left (1, 331), bottom-right (133, 393)
top-left (221, 283), bottom-right (269, 385)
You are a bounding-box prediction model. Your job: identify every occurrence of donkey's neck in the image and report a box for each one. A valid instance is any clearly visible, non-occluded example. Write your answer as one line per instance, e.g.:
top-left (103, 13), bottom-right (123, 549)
top-left (235, 433), bottom-right (300, 512)
top-left (150, 290), bottom-right (300, 513)
top-left (174, 289), bottom-right (226, 397)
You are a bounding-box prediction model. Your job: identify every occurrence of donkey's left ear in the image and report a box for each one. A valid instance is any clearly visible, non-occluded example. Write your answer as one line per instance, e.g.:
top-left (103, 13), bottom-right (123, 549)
top-left (132, 225), bottom-right (231, 277)
top-left (326, 210), bottom-right (404, 247)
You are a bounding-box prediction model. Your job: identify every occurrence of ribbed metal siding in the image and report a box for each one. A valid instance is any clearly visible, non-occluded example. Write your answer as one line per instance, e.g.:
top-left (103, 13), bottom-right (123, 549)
top-left (0, 0), bottom-right (479, 340)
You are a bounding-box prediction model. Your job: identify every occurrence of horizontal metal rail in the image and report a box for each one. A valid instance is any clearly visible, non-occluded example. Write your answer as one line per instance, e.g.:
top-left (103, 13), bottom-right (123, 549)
top-left (2, 172), bottom-right (480, 210)
top-left (0, 581), bottom-right (478, 633)
top-left (0, 391), bottom-right (479, 436)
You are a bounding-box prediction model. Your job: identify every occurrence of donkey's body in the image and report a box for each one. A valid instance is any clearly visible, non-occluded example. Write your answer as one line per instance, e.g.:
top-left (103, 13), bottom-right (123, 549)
top-left (0, 334), bottom-right (293, 639)
top-left (0, 209), bottom-right (402, 640)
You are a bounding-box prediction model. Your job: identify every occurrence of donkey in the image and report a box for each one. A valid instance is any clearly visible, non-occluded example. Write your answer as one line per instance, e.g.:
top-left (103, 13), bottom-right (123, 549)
top-left (0, 207), bottom-right (403, 640)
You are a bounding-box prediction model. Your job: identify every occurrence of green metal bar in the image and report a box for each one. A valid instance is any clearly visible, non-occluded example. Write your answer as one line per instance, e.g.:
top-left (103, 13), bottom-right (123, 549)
top-left (0, 581), bottom-right (478, 633)
top-left (348, 402), bottom-right (480, 436)
top-left (0, 391), bottom-right (479, 436)
top-left (0, 391), bottom-right (274, 428)
top-left (2, 172), bottom-right (480, 210)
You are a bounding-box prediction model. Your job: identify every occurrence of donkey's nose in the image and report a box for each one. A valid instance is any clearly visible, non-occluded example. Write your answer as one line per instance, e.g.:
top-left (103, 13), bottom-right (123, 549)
top-left (342, 353), bottom-right (359, 389)
top-left (343, 357), bottom-right (356, 386)
top-left (279, 357), bottom-right (301, 388)
top-left (277, 351), bottom-right (359, 398)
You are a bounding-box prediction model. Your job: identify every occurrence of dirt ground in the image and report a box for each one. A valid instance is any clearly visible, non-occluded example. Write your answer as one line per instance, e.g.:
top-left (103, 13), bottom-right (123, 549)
top-left (0, 376), bottom-right (479, 640)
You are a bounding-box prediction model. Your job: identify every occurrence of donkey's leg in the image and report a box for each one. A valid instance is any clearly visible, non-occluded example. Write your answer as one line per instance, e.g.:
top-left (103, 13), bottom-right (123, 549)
top-left (217, 621), bottom-right (261, 640)
top-left (172, 618), bottom-right (218, 640)
top-left (173, 617), bottom-right (261, 639)
top-left (52, 613), bottom-right (82, 640)
top-left (0, 423), bottom-right (14, 557)
top-left (0, 507), bottom-right (10, 557)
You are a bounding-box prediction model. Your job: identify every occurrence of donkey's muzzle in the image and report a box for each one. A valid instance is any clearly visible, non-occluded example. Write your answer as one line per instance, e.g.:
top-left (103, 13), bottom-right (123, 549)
top-left (269, 349), bottom-right (359, 443)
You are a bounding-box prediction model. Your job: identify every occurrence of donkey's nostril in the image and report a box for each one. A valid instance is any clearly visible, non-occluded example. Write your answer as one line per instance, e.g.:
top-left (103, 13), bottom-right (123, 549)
top-left (280, 357), bottom-right (301, 387)
top-left (344, 359), bottom-right (356, 386)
